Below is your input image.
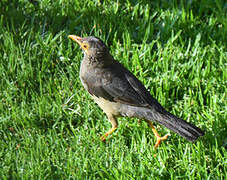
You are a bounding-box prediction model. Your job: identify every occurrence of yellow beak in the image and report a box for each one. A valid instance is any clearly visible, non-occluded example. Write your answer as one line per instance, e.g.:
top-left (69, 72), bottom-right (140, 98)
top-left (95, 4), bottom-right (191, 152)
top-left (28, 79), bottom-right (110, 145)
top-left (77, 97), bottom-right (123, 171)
top-left (68, 35), bottom-right (83, 46)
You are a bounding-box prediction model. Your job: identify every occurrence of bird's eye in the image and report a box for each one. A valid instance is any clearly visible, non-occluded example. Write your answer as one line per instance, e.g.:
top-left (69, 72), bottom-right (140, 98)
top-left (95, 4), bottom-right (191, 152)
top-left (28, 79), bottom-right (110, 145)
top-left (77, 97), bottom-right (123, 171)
top-left (83, 44), bottom-right (87, 49)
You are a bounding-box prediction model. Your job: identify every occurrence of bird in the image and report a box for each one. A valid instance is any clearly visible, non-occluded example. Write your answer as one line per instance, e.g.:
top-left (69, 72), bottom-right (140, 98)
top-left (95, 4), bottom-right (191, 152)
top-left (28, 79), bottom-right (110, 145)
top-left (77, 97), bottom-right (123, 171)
top-left (68, 35), bottom-right (204, 148)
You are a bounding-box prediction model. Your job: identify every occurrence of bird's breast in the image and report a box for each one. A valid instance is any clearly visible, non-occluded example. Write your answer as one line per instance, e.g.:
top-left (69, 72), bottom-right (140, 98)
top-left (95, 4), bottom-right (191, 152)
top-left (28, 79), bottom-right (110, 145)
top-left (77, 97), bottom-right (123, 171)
top-left (79, 60), bottom-right (93, 91)
top-left (92, 95), bottom-right (121, 116)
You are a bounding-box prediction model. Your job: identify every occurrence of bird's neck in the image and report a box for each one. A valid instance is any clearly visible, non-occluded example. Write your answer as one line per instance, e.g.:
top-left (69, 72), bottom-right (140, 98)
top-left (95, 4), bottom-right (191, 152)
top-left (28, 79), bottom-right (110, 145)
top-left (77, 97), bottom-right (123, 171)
top-left (84, 53), bottom-right (114, 68)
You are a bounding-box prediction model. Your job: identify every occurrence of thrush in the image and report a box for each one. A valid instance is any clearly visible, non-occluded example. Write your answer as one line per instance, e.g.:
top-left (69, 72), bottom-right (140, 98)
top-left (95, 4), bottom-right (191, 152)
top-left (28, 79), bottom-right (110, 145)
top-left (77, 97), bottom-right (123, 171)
top-left (68, 35), bottom-right (204, 148)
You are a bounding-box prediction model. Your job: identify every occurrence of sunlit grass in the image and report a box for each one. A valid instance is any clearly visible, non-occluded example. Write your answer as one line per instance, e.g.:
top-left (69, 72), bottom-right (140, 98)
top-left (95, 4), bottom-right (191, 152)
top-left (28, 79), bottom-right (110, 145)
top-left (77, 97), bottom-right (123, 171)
top-left (0, 0), bottom-right (226, 179)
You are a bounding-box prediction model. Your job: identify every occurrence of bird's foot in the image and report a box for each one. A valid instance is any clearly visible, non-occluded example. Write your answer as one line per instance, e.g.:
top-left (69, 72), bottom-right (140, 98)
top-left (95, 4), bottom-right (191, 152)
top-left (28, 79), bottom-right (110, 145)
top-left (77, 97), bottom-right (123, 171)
top-left (100, 127), bottom-right (117, 142)
top-left (147, 121), bottom-right (170, 148)
top-left (154, 133), bottom-right (170, 148)
top-left (100, 134), bottom-right (108, 142)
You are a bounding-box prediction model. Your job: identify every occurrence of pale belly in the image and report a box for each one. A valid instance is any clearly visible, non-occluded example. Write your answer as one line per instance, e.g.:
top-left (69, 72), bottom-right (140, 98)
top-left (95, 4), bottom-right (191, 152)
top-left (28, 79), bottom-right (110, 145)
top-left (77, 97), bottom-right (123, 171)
top-left (92, 95), bottom-right (121, 116)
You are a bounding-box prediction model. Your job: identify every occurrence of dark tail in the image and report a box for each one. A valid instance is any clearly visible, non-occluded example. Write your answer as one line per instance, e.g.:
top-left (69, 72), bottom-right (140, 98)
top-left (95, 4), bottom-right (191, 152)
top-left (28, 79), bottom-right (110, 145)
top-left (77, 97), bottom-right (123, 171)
top-left (124, 105), bottom-right (205, 142)
top-left (145, 108), bottom-right (204, 142)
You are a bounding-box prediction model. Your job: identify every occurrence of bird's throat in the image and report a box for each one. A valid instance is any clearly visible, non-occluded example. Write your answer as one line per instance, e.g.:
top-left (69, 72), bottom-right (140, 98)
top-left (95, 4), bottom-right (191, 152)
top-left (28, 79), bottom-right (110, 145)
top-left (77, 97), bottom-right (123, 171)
top-left (84, 53), bottom-right (114, 68)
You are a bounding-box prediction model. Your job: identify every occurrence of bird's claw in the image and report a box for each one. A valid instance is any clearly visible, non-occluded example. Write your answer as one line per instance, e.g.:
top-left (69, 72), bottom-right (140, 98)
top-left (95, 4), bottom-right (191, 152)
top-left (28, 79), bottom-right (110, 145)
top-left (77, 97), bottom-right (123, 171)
top-left (154, 133), bottom-right (171, 148)
top-left (100, 135), bottom-right (107, 142)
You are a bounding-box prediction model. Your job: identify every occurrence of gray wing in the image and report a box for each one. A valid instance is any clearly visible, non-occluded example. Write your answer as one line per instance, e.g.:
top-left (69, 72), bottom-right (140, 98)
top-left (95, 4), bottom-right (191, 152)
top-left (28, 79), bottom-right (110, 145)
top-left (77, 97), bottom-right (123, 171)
top-left (85, 61), bottom-right (164, 110)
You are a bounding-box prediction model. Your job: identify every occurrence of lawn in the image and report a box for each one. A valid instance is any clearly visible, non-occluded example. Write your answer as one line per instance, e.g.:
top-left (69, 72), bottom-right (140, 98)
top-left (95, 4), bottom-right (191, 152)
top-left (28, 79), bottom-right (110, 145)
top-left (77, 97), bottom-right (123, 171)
top-left (0, 0), bottom-right (226, 179)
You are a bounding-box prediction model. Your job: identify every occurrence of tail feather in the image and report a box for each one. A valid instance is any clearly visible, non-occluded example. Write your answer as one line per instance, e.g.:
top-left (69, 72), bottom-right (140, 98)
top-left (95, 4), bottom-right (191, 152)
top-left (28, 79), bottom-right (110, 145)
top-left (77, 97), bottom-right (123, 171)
top-left (146, 109), bottom-right (204, 142)
top-left (120, 105), bottom-right (204, 141)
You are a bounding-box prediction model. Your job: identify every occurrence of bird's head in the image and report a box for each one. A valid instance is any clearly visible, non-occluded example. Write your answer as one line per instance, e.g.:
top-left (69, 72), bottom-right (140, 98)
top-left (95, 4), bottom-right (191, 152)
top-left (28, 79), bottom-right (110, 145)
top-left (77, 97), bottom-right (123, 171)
top-left (68, 35), bottom-right (112, 66)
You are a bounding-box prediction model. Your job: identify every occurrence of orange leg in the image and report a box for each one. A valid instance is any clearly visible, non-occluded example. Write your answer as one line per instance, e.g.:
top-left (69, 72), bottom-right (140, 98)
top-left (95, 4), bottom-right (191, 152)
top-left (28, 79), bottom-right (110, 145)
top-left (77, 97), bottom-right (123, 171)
top-left (100, 114), bottom-right (118, 141)
top-left (147, 121), bottom-right (170, 148)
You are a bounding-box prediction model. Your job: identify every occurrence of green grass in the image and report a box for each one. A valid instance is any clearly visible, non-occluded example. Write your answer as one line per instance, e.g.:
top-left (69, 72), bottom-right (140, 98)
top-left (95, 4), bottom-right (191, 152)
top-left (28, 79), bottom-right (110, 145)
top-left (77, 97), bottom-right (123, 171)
top-left (0, 0), bottom-right (226, 179)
